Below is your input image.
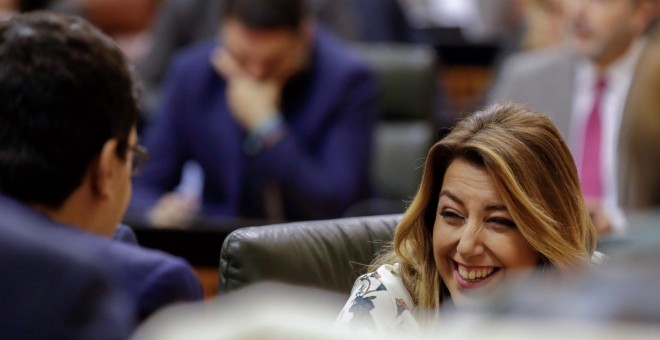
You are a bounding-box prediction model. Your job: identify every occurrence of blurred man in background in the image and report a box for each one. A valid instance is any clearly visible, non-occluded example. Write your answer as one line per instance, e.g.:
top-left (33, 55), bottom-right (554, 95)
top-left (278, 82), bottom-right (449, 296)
top-left (489, 0), bottom-right (658, 234)
top-left (130, 0), bottom-right (378, 225)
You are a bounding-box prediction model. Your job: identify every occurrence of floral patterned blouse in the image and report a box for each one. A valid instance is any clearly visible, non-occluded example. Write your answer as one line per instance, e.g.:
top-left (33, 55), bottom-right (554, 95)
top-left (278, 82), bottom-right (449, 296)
top-left (335, 263), bottom-right (420, 333)
top-left (336, 253), bottom-right (606, 334)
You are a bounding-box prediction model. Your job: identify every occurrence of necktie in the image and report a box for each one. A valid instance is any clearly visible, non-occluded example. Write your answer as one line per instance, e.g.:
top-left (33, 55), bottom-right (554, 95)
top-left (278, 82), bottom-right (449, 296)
top-left (580, 77), bottom-right (607, 199)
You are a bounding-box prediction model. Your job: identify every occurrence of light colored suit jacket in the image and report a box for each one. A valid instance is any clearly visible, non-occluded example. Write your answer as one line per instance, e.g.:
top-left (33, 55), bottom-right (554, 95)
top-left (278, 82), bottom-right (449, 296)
top-left (488, 48), bottom-right (576, 141)
top-left (489, 44), bottom-right (660, 213)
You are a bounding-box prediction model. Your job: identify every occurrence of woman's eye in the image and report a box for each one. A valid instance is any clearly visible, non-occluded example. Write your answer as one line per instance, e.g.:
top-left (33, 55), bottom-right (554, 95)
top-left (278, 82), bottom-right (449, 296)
top-left (440, 210), bottom-right (464, 223)
top-left (488, 218), bottom-right (517, 228)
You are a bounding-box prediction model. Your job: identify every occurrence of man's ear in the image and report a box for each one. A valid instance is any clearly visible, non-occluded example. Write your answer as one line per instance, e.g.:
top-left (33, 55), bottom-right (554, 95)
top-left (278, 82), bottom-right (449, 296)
top-left (91, 139), bottom-right (120, 199)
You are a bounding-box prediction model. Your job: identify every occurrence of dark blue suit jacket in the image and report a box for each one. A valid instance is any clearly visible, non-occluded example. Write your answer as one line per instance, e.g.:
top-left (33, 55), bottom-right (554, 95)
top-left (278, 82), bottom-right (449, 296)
top-left (131, 29), bottom-right (378, 221)
top-left (0, 196), bottom-right (133, 339)
top-left (0, 195), bottom-right (203, 324)
top-left (103, 227), bottom-right (204, 321)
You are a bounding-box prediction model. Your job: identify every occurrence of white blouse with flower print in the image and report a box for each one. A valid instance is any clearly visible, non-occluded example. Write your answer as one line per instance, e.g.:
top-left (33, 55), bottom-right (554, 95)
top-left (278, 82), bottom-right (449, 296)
top-left (336, 252), bottom-right (606, 334)
top-left (335, 263), bottom-right (420, 333)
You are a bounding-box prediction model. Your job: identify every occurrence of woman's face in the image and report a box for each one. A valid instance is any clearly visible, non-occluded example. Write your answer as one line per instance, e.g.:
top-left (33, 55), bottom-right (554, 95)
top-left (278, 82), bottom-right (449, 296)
top-left (432, 158), bottom-right (540, 308)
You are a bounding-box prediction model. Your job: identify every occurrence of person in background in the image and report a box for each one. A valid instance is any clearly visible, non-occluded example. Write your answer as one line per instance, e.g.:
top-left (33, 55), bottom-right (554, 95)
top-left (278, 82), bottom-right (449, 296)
top-left (0, 11), bottom-right (202, 324)
top-left (488, 0), bottom-right (658, 234)
top-left (51, 0), bottom-right (157, 63)
top-left (336, 103), bottom-right (600, 331)
top-left (137, 0), bottom-right (414, 119)
top-left (517, 0), bottom-right (567, 51)
top-left (130, 0), bottom-right (378, 225)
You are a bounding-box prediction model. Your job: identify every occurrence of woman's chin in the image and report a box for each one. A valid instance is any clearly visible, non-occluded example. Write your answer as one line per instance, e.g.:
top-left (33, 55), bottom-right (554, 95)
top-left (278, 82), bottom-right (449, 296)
top-left (447, 267), bottom-right (541, 310)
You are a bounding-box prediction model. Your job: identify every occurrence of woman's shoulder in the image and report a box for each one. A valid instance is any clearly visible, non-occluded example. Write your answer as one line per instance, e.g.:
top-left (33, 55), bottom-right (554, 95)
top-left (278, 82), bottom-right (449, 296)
top-left (371, 264), bottom-right (413, 302)
top-left (335, 264), bottom-right (418, 333)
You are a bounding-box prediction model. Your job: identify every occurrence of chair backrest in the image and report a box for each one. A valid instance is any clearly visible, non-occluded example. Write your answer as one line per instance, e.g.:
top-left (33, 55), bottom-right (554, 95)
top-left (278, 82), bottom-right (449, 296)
top-left (219, 214), bottom-right (400, 295)
top-left (350, 43), bottom-right (437, 214)
top-left (355, 43), bottom-right (437, 122)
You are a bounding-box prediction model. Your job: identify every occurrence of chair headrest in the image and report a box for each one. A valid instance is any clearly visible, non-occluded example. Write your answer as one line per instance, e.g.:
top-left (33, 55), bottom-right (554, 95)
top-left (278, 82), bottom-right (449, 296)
top-left (219, 214), bottom-right (401, 295)
top-left (353, 43), bottom-right (437, 121)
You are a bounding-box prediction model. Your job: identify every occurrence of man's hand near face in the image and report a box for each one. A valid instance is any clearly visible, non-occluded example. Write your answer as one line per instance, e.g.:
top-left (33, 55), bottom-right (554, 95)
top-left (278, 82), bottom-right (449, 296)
top-left (211, 48), bottom-right (283, 132)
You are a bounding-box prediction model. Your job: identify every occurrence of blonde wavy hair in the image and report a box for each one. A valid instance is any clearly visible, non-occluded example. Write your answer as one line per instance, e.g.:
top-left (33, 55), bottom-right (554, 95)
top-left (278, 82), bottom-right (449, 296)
top-left (371, 103), bottom-right (596, 310)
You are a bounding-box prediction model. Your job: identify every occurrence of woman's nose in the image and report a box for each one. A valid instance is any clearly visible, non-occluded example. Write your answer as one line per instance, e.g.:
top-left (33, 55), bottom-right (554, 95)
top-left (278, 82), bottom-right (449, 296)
top-left (456, 219), bottom-right (485, 259)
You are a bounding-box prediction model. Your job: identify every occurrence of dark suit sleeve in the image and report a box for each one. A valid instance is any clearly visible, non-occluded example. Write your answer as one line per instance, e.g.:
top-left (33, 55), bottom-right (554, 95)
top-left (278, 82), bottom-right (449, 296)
top-left (0, 233), bottom-right (134, 340)
top-left (135, 255), bottom-right (204, 321)
top-left (256, 65), bottom-right (378, 219)
top-left (60, 263), bottom-right (135, 340)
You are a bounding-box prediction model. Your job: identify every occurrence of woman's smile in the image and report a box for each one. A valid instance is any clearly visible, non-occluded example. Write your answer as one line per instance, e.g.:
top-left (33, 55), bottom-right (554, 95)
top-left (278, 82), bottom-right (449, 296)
top-left (452, 260), bottom-right (500, 289)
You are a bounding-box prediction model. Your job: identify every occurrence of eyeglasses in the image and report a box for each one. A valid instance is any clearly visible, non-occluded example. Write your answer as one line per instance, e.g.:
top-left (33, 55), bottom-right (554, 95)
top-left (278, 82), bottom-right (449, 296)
top-left (129, 144), bottom-right (148, 176)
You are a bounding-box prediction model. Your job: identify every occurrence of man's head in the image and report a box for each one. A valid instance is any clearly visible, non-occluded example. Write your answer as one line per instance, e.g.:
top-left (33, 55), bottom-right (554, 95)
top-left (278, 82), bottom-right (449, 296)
top-left (0, 12), bottom-right (140, 235)
top-left (563, 0), bottom-right (657, 68)
top-left (219, 0), bottom-right (314, 81)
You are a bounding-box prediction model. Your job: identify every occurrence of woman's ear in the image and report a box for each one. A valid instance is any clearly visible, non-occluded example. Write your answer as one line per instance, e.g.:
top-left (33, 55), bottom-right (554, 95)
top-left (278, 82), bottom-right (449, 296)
top-left (91, 139), bottom-right (120, 199)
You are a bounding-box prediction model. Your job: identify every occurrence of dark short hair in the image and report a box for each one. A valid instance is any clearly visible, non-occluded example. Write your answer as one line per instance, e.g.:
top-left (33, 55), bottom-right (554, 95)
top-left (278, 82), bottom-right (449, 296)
top-left (0, 12), bottom-right (140, 208)
top-left (220, 0), bottom-right (310, 30)
top-left (18, 0), bottom-right (54, 12)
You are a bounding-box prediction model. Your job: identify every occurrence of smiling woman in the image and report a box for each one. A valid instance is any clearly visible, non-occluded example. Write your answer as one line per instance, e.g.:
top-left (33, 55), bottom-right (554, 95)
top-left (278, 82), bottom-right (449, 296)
top-left (434, 157), bottom-right (541, 308)
top-left (335, 102), bottom-right (599, 331)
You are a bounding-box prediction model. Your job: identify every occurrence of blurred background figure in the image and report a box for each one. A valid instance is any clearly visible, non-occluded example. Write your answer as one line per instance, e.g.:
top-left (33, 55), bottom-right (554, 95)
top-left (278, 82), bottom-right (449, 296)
top-left (517, 0), bottom-right (568, 51)
top-left (47, 0), bottom-right (157, 68)
top-left (136, 0), bottom-right (416, 120)
top-left (128, 0), bottom-right (378, 226)
top-left (488, 0), bottom-right (658, 235)
top-left (0, 0), bottom-right (160, 73)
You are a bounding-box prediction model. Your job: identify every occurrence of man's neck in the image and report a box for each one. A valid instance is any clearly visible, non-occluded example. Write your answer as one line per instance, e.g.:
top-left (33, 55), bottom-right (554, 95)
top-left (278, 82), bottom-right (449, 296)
top-left (31, 187), bottom-right (111, 238)
top-left (591, 40), bottom-right (637, 73)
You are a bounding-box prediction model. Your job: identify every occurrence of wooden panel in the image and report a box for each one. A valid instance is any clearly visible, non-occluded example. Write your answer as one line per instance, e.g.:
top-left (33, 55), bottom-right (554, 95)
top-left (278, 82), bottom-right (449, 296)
top-left (440, 65), bottom-right (495, 118)
top-left (193, 266), bottom-right (219, 299)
